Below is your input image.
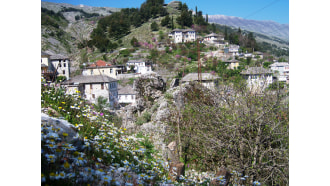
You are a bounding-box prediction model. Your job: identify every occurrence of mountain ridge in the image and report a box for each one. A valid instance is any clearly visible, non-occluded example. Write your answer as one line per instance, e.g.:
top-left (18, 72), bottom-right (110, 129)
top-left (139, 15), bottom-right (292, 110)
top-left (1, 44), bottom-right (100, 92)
top-left (207, 14), bottom-right (289, 41)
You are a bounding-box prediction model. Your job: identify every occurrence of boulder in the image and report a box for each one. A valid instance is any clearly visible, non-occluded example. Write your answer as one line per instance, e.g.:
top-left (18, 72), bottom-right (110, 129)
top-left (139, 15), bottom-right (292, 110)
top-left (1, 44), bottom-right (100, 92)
top-left (211, 167), bottom-right (232, 186)
top-left (169, 162), bottom-right (185, 181)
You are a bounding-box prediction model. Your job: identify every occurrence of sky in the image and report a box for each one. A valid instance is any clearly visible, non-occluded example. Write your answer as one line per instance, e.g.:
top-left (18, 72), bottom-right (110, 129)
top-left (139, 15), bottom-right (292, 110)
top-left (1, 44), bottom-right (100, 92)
top-left (41, 0), bottom-right (289, 24)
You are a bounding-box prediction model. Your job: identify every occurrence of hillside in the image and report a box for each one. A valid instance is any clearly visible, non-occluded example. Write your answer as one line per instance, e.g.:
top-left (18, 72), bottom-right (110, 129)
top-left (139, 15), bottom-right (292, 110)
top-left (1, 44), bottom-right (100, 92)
top-left (208, 14), bottom-right (289, 41)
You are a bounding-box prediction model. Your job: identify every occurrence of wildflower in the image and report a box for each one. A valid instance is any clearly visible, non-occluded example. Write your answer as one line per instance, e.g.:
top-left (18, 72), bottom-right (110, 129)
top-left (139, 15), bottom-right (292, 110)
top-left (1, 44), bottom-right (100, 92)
top-left (74, 156), bottom-right (87, 166)
top-left (97, 158), bottom-right (103, 162)
top-left (62, 132), bottom-right (68, 137)
top-left (253, 181), bottom-right (261, 185)
top-left (57, 171), bottom-right (66, 179)
top-left (102, 175), bottom-right (112, 184)
top-left (49, 172), bottom-right (56, 180)
top-left (85, 167), bottom-right (95, 174)
top-left (66, 172), bottom-right (75, 179)
top-left (63, 161), bottom-right (71, 169)
top-left (95, 169), bottom-right (105, 177)
top-left (41, 173), bottom-right (46, 183)
top-left (45, 154), bottom-right (56, 162)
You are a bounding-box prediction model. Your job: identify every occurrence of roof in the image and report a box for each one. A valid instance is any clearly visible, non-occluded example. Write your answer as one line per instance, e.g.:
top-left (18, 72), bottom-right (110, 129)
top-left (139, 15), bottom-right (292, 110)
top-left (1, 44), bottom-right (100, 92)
top-left (270, 62), bottom-right (289, 67)
top-left (62, 75), bottom-right (117, 85)
top-left (221, 59), bottom-right (240, 63)
top-left (181, 73), bottom-right (220, 82)
top-left (171, 29), bottom-right (196, 33)
top-left (204, 33), bottom-right (219, 37)
top-left (88, 60), bottom-right (112, 68)
top-left (127, 59), bottom-right (148, 63)
top-left (118, 85), bottom-right (137, 95)
top-left (50, 54), bottom-right (69, 60)
top-left (241, 67), bottom-right (272, 75)
top-left (41, 51), bottom-right (50, 56)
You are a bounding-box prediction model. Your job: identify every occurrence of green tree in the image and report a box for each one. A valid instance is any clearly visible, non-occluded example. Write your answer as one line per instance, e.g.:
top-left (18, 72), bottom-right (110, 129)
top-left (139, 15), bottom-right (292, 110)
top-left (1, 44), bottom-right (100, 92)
top-left (161, 15), bottom-right (170, 27)
top-left (130, 37), bottom-right (139, 47)
top-left (151, 21), bottom-right (159, 31)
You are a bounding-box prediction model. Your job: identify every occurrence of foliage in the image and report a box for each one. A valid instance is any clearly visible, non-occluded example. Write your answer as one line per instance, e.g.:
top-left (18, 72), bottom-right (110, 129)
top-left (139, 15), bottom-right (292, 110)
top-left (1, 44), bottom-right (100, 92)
top-left (56, 76), bottom-right (67, 83)
top-left (176, 3), bottom-right (193, 28)
top-left (89, 0), bottom-right (167, 51)
top-left (151, 21), bottom-right (159, 31)
top-left (168, 82), bottom-right (289, 185)
top-left (263, 61), bottom-right (272, 68)
top-left (41, 8), bottom-right (68, 28)
top-left (130, 37), bottom-right (140, 47)
top-left (161, 15), bottom-right (171, 28)
top-left (41, 80), bottom-right (169, 185)
top-left (94, 96), bottom-right (110, 112)
top-left (135, 111), bottom-right (152, 126)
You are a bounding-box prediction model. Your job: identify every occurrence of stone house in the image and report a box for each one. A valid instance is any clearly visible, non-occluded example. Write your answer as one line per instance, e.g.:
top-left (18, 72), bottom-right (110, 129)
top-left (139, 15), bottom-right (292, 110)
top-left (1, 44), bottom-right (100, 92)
top-left (82, 60), bottom-right (124, 79)
top-left (117, 84), bottom-right (137, 105)
top-left (220, 59), bottom-right (241, 70)
top-left (241, 67), bottom-right (273, 91)
top-left (181, 73), bottom-right (220, 90)
top-left (62, 75), bottom-right (118, 107)
top-left (203, 33), bottom-right (224, 44)
top-left (224, 44), bottom-right (240, 56)
top-left (270, 62), bottom-right (289, 83)
top-left (126, 59), bottom-right (152, 74)
top-left (168, 29), bottom-right (196, 43)
top-left (49, 54), bottom-right (71, 80)
top-left (41, 51), bottom-right (56, 81)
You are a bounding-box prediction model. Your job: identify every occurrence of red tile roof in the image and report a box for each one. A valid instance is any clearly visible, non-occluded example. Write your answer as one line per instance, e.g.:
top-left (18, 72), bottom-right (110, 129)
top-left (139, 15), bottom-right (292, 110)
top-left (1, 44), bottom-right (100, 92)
top-left (88, 60), bottom-right (111, 68)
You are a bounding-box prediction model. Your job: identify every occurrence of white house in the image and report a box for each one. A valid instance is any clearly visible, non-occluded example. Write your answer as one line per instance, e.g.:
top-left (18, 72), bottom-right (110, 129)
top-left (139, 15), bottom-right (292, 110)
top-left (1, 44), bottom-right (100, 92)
top-left (168, 29), bottom-right (196, 43)
top-left (82, 60), bottom-right (124, 79)
top-left (117, 84), bottom-right (137, 105)
top-left (62, 75), bottom-right (118, 107)
top-left (126, 59), bottom-right (152, 74)
top-left (224, 44), bottom-right (240, 56)
top-left (41, 51), bottom-right (56, 81)
top-left (49, 54), bottom-right (71, 80)
top-left (181, 73), bottom-right (220, 90)
top-left (203, 33), bottom-right (224, 43)
top-left (270, 62), bottom-right (289, 83)
top-left (241, 67), bottom-right (273, 92)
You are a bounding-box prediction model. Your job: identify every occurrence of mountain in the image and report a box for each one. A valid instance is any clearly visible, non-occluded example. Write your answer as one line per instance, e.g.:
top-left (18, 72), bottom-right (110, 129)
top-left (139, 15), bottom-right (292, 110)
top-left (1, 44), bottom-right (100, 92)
top-left (41, 1), bottom-right (121, 62)
top-left (207, 14), bottom-right (289, 41)
top-left (41, 1), bottom-right (120, 17)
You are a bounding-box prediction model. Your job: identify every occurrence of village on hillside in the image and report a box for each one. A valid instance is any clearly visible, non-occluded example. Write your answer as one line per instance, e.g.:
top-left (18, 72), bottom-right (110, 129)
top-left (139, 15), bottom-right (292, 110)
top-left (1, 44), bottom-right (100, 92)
top-left (42, 28), bottom-right (289, 109)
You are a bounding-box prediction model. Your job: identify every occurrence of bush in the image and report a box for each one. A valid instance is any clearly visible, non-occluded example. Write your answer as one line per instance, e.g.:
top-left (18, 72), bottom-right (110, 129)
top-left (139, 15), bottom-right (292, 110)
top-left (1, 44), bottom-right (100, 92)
top-left (56, 76), bottom-right (66, 83)
top-left (151, 21), bottom-right (159, 31)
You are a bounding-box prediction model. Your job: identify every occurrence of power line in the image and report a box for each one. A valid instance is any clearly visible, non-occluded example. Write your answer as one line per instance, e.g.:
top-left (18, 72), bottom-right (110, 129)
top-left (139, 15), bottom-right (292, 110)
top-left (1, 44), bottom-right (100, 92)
top-left (244, 0), bottom-right (281, 20)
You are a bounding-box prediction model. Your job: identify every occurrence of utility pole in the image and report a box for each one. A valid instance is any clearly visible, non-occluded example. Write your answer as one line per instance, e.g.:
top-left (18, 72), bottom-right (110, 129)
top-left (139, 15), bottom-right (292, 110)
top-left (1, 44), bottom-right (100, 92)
top-left (197, 39), bottom-right (201, 83)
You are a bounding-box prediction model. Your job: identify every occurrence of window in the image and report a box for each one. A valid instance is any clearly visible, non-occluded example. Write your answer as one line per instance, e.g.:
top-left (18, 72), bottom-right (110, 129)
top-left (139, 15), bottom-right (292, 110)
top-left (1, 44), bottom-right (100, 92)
top-left (92, 94), bottom-right (95, 99)
top-left (110, 68), bottom-right (113, 73)
top-left (64, 63), bottom-right (66, 67)
top-left (62, 70), bottom-right (65, 74)
top-left (91, 69), bottom-right (93, 75)
top-left (131, 95), bottom-right (134, 99)
top-left (101, 83), bottom-right (104, 90)
top-left (58, 63), bottom-right (61, 67)
top-left (90, 84), bottom-right (93, 89)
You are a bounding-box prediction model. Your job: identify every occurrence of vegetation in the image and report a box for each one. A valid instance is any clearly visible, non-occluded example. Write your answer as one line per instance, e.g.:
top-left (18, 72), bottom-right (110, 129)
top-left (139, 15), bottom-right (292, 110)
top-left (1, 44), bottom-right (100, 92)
top-left (89, 0), bottom-right (167, 52)
top-left (167, 82), bottom-right (289, 185)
